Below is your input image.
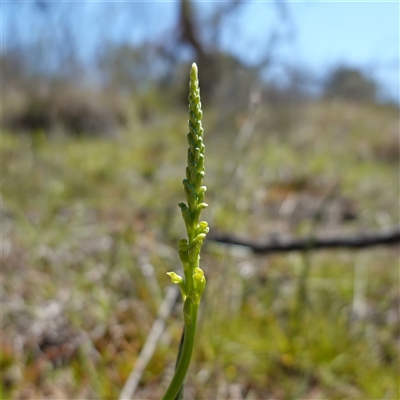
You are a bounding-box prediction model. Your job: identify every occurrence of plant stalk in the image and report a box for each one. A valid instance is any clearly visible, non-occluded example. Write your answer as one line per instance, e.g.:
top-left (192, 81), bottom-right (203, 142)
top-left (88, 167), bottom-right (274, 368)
top-left (162, 304), bottom-right (199, 400)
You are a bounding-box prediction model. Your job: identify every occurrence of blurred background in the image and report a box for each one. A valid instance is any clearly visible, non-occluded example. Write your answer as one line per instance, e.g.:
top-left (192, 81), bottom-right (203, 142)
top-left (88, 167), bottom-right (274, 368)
top-left (2, 1), bottom-right (399, 399)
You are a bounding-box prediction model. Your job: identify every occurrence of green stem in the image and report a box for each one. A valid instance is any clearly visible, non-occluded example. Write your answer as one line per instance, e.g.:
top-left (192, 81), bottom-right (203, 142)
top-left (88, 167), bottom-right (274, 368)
top-left (173, 328), bottom-right (185, 400)
top-left (162, 303), bottom-right (199, 400)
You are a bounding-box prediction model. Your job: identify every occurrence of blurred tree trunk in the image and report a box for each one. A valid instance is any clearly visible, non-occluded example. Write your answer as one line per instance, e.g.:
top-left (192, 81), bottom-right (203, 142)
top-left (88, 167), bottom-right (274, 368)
top-left (178, 0), bottom-right (215, 101)
top-left (176, 0), bottom-right (289, 103)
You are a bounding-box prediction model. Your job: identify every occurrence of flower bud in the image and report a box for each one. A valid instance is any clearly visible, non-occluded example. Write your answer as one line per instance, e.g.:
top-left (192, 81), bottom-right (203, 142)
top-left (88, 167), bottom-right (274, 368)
top-left (193, 267), bottom-right (206, 297)
top-left (167, 271), bottom-right (182, 285)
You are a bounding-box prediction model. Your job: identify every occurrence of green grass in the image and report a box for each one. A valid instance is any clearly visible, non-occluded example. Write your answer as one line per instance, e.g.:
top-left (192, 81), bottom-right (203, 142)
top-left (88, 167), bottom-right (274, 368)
top-left (2, 100), bottom-right (399, 399)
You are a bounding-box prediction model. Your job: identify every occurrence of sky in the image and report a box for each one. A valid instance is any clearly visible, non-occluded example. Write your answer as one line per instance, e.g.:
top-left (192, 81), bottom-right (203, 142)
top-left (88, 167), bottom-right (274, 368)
top-left (218, 1), bottom-right (399, 101)
top-left (3, 1), bottom-right (399, 102)
top-left (292, 2), bottom-right (398, 101)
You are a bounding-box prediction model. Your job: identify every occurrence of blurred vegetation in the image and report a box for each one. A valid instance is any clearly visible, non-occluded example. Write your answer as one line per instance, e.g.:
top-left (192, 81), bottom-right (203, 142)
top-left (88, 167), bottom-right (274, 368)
top-left (2, 96), bottom-right (399, 398)
top-left (323, 67), bottom-right (379, 104)
top-left (3, 1), bottom-right (396, 138)
top-left (2, 1), bottom-right (399, 399)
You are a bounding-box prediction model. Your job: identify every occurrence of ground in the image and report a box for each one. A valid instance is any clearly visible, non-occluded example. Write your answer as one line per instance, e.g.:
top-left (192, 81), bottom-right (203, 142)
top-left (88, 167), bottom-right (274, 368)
top-left (1, 99), bottom-right (399, 399)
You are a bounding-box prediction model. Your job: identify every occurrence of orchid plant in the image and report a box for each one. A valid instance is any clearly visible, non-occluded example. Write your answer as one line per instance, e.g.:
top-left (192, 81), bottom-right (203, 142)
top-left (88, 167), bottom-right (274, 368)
top-left (162, 63), bottom-right (209, 400)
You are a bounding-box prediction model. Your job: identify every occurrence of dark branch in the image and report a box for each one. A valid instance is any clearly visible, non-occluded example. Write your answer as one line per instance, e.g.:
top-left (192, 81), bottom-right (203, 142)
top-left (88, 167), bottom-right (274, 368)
top-left (207, 227), bottom-right (400, 254)
top-left (179, 0), bottom-right (206, 58)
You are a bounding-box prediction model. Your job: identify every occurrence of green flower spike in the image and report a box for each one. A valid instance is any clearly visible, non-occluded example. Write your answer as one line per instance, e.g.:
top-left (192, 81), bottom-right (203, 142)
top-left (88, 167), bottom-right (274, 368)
top-left (163, 63), bottom-right (209, 400)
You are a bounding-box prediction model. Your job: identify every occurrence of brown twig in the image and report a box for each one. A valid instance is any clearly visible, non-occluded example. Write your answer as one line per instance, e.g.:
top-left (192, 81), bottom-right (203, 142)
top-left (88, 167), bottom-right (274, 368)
top-left (207, 227), bottom-right (400, 254)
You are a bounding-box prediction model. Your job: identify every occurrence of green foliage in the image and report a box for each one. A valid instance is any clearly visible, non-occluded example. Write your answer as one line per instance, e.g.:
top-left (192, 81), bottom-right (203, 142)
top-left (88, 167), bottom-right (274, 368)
top-left (324, 66), bottom-right (378, 103)
top-left (3, 81), bottom-right (127, 136)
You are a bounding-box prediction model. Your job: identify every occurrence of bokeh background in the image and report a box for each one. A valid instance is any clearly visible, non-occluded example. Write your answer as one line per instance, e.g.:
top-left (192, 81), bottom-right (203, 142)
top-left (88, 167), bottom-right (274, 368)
top-left (2, 2), bottom-right (399, 399)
